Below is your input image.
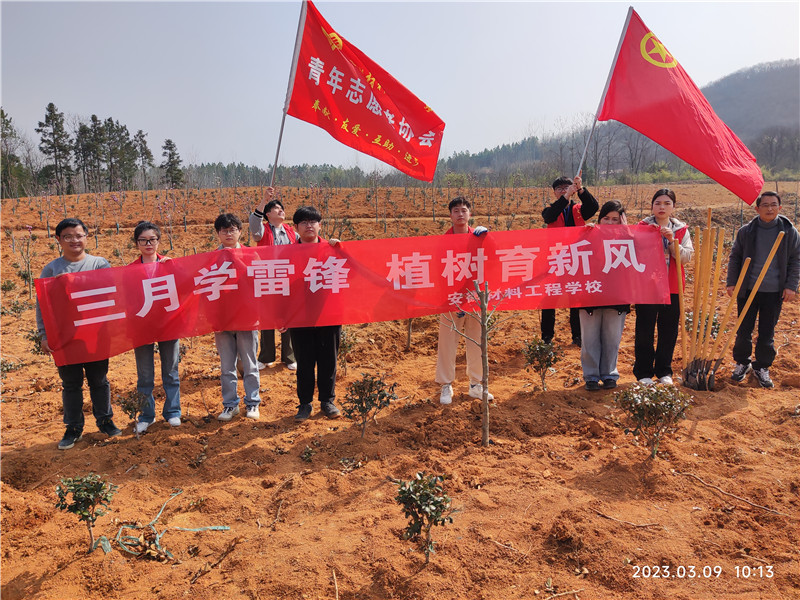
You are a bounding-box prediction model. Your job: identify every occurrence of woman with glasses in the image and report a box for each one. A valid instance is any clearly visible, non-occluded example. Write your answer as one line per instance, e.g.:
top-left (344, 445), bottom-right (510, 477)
top-left (129, 221), bottom-right (182, 432)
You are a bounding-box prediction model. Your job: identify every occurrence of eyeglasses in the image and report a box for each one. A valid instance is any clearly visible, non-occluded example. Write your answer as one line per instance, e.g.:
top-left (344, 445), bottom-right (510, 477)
top-left (554, 185), bottom-right (570, 193)
top-left (60, 234), bottom-right (86, 242)
top-left (137, 238), bottom-right (159, 245)
top-left (219, 227), bottom-right (240, 235)
top-left (297, 220), bottom-right (319, 227)
top-left (759, 203), bottom-right (780, 209)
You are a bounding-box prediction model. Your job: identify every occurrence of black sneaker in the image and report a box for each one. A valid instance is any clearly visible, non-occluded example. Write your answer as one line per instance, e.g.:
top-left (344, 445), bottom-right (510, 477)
top-left (542, 336), bottom-right (553, 344)
top-left (98, 419), bottom-right (122, 437)
top-left (584, 380), bottom-right (601, 391)
top-left (572, 336), bottom-right (582, 348)
top-left (752, 367), bottom-right (774, 388)
top-left (58, 428), bottom-right (83, 450)
top-left (730, 363), bottom-right (752, 382)
top-left (602, 379), bottom-right (617, 389)
top-left (320, 401), bottom-right (341, 419)
top-left (294, 404), bottom-right (312, 422)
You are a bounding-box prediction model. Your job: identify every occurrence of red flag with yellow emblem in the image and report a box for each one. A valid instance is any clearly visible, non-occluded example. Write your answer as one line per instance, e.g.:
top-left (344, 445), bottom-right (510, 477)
top-left (284, 0), bottom-right (445, 182)
top-left (597, 8), bottom-right (763, 204)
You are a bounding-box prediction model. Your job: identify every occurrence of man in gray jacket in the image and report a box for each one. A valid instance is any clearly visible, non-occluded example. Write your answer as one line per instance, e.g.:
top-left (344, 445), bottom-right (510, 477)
top-left (36, 218), bottom-right (122, 449)
top-left (726, 192), bottom-right (800, 388)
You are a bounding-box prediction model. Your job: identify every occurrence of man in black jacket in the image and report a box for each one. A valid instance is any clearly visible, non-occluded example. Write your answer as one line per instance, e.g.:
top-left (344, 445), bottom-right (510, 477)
top-left (727, 192), bottom-right (800, 388)
top-left (540, 175), bottom-right (599, 346)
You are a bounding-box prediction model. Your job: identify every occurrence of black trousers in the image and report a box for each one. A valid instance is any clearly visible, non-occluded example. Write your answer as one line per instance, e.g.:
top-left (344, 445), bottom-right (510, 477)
top-left (258, 329), bottom-right (295, 365)
top-left (733, 291), bottom-right (783, 370)
top-left (289, 326), bottom-right (340, 406)
top-left (56, 359), bottom-right (113, 431)
top-left (541, 308), bottom-right (581, 342)
top-left (633, 294), bottom-right (680, 380)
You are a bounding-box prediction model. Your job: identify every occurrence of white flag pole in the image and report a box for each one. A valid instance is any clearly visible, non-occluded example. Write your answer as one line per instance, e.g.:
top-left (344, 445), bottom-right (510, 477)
top-left (576, 5), bottom-right (633, 179)
top-left (270, 0), bottom-right (308, 186)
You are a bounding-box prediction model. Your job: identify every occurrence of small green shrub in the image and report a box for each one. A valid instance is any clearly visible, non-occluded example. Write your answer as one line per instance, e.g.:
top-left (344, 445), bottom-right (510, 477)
top-left (1, 280), bottom-right (16, 292)
top-left (614, 383), bottom-right (692, 458)
top-left (342, 373), bottom-right (397, 438)
top-left (522, 338), bottom-right (563, 391)
top-left (0, 299), bottom-right (30, 316)
top-left (396, 472), bottom-right (454, 563)
top-left (55, 473), bottom-right (118, 552)
top-left (338, 327), bottom-right (356, 375)
top-left (25, 329), bottom-right (46, 355)
top-left (117, 390), bottom-right (148, 438)
top-left (300, 445), bottom-right (315, 463)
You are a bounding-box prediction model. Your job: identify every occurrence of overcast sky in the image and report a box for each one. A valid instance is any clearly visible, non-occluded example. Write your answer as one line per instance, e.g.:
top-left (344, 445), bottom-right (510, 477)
top-left (2, 0), bottom-right (798, 175)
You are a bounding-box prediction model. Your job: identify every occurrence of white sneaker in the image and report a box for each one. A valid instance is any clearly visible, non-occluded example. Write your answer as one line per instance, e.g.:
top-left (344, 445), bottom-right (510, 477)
top-left (439, 384), bottom-right (453, 405)
top-left (638, 377), bottom-right (655, 386)
top-left (135, 421), bottom-right (152, 434)
top-left (658, 375), bottom-right (674, 385)
top-left (468, 384), bottom-right (494, 400)
top-left (257, 361), bottom-right (268, 370)
top-left (286, 362), bottom-right (297, 371)
top-left (245, 405), bottom-right (260, 420)
top-left (217, 406), bottom-right (240, 421)
top-left (167, 417), bottom-right (181, 427)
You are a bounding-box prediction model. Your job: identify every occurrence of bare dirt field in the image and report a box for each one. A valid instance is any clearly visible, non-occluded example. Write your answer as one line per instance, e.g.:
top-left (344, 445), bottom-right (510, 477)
top-left (1, 183), bottom-right (799, 600)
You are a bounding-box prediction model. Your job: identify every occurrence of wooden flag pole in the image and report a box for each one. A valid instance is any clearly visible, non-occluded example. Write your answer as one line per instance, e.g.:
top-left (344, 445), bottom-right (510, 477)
top-left (673, 238), bottom-right (687, 371)
top-left (706, 257), bottom-right (751, 364)
top-left (686, 226), bottom-right (703, 365)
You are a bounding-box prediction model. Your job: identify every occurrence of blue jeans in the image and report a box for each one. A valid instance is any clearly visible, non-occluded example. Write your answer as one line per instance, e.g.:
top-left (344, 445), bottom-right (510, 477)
top-left (134, 340), bottom-right (181, 423)
top-left (580, 309), bottom-right (627, 382)
top-left (215, 330), bottom-right (260, 408)
top-left (57, 359), bottom-right (113, 431)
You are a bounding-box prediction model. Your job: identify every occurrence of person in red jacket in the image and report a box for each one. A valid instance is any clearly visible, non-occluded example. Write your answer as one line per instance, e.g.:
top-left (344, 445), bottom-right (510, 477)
top-left (540, 175), bottom-right (599, 346)
top-left (249, 187), bottom-right (298, 371)
top-left (633, 188), bottom-right (694, 385)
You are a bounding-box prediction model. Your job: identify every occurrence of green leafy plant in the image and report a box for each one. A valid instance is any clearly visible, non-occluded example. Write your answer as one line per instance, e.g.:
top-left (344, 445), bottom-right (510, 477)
top-left (24, 329), bottom-right (46, 355)
top-left (55, 473), bottom-right (118, 552)
top-left (522, 338), bottom-right (563, 391)
top-left (1, 279), bottom-right (16, 292)
top-left (395, 472), bottom-right (454, 563)
top-left (117, 389), bottom-right (148, 438)
top-left (342, 373), bottom-right (397, 438)
top-left (338, 326), bottom-right (356, 376)
top-left (300, 445), bottom-right (315, 463)
top-left (0, 299), bottom-right (30, 316)
top-left (613, 383), bottom-right (692, 458)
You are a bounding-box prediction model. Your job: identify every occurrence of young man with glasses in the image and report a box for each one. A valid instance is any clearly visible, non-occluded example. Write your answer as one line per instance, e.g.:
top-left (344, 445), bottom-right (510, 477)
top-left (540, 175), bottom-right (599, 347)
top-left (287, 206), bottom-right (342, 421)
top-left (727, 191), bottom-right (800, 388)
top-left (35, 218), bottom-right (122, 449)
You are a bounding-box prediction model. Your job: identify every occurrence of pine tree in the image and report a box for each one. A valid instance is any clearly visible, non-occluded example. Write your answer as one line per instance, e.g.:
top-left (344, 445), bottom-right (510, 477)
top-left (35, 103), bottom-right (73, 194)
top-left (133, 130), bottom-right (154, 190)
top-left (160, 139), bottom-right (184, 189)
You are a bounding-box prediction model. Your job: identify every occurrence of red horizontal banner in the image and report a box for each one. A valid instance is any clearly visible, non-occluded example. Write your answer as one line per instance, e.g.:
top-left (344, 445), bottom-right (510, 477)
top-left (36, 226), bottom-right (669, 366)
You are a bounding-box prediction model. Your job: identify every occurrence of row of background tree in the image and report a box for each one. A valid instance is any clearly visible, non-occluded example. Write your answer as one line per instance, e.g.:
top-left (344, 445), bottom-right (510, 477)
top-left (2, 60), bottom-right (798, 199)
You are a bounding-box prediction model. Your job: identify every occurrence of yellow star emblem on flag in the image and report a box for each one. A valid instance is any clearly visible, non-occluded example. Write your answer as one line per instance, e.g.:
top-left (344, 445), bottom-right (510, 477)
top-left (640, 32), bottom-right (677, 68)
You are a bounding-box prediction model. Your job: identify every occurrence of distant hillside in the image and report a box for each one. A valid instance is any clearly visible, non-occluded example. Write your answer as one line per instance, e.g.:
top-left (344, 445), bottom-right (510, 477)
top-left (703, 59), bottom-right (799, 141)
top-left (436, 59), bottom-right (800, 182)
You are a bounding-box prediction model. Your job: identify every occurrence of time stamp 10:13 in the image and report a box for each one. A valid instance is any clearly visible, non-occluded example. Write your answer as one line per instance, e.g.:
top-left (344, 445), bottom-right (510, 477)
top-left (632, 565), bottom-right (774, 579)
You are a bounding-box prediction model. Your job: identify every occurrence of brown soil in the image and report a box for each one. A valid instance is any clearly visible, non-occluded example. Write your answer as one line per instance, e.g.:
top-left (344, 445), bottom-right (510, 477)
top-left (1, 183), bottom-right (799, 600)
